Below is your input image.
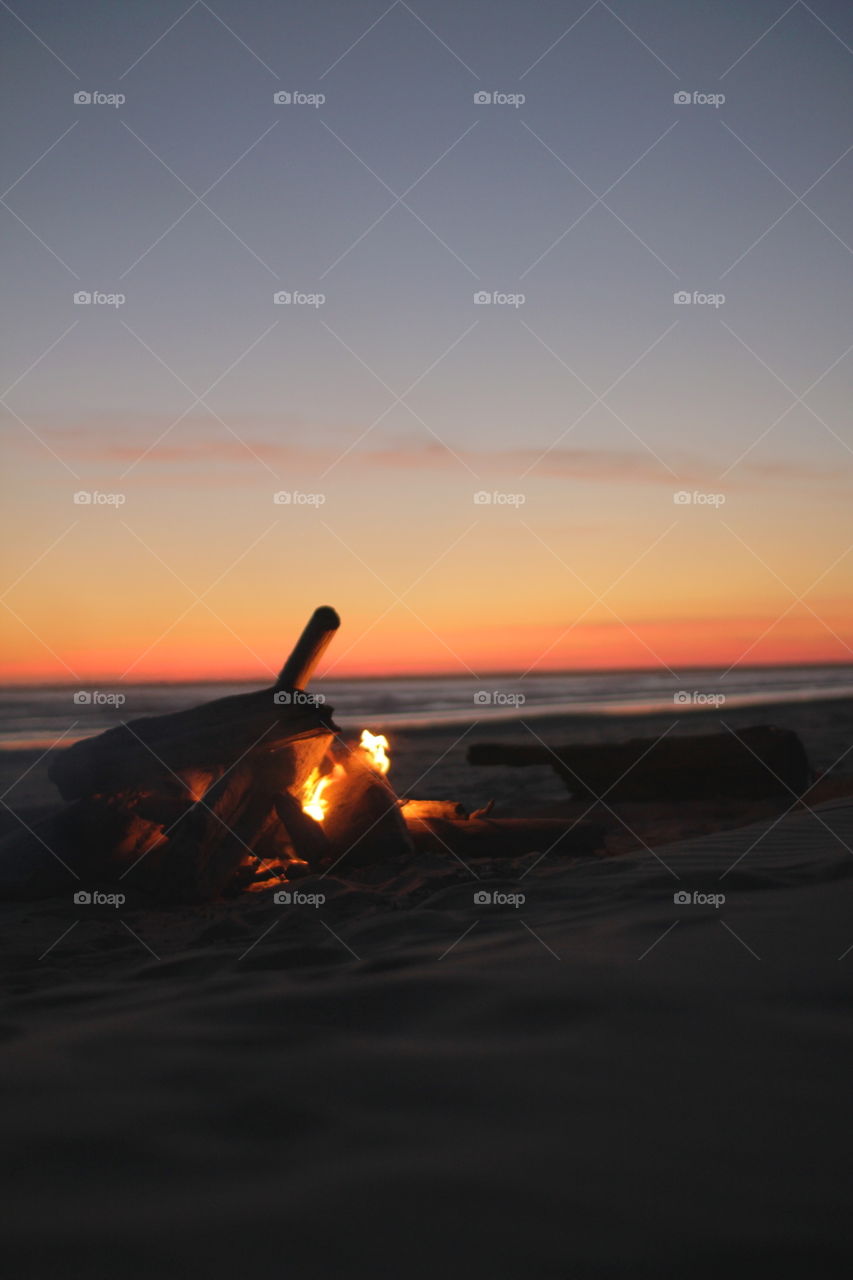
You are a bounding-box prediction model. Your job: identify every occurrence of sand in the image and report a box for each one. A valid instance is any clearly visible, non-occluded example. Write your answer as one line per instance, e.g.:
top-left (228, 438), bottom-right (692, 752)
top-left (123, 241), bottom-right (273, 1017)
top-left (3, 699), bottom-right (853, 1275)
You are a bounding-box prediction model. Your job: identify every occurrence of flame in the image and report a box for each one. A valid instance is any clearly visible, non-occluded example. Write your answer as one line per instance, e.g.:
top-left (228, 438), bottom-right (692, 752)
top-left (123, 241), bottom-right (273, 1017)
top-left (301, 764), bottom-right (344, 822)
top-left (300, 730), bottom-right (390, 823)
top-left (360, 728), bottom-right (390, 775)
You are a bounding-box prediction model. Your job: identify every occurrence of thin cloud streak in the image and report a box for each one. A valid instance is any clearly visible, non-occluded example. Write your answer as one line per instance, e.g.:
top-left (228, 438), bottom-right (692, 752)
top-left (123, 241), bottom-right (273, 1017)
top-left (22, 425), bottom-right (852, 493)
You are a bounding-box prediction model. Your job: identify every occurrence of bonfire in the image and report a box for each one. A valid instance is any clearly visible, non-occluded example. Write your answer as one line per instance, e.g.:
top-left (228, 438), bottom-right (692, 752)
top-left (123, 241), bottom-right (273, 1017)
top-left (0, 607), bottom-right (604, 902)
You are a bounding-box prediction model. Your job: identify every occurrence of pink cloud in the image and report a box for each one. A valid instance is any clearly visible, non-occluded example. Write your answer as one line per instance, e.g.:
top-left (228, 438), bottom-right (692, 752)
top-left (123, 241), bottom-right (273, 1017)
top-left (8, 414), bottom-right (850, 492)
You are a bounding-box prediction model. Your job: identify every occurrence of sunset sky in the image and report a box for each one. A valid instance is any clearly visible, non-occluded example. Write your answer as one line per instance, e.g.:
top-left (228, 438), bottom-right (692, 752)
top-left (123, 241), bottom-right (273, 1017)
top-left (1, 0), bottom-right (851, 682)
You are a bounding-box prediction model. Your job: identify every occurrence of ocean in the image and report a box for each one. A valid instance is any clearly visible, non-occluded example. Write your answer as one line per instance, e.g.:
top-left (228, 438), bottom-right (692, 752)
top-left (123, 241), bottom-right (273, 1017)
top-left (2, 664), bottom-right (853, 750)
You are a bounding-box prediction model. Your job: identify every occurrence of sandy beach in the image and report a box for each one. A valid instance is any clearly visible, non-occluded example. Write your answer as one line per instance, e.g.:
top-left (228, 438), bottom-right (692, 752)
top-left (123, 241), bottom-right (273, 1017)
top-left (3, 697), bottom-right (853, 1275)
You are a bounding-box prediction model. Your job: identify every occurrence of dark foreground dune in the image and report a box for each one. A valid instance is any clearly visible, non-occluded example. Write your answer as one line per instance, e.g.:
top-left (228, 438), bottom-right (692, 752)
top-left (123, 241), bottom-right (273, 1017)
top-left (2, 699), bottom-right (853, 1276)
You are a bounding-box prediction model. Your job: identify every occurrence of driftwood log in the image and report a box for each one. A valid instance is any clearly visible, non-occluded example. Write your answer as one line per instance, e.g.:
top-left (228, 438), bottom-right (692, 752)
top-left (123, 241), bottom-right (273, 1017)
top-left (468, 725), bottom-right (811, 802)
top-left (49, 606), bottom-right (341, 803)
top-left (407, 816), bottom-right (605, 860)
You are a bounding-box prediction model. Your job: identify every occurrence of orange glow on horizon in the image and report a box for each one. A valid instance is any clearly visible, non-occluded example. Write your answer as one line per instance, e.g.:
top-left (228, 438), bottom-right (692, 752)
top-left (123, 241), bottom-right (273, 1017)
top-left (1, 611), bottom-right (851, 684)
top-left (3, 477), bottom-right (850, 685)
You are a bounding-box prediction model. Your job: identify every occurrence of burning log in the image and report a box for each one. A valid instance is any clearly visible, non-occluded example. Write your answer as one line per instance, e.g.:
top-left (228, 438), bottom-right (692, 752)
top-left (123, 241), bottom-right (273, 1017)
top-left (468, 726), bottom-right (811, 802)
top-left (401, 799), bottom-right (469, 821)
top-left (275, 789), bottom-right (332, 865)
top-left (315, 734), bottom-right (414, 868)
top-left (153, 744), bottom-right (329, 901)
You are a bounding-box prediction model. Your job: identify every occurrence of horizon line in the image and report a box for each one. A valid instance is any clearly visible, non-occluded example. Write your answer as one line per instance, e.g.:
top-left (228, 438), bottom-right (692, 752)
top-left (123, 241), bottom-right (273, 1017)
top-left (3, 656), bottom-right (853, 690)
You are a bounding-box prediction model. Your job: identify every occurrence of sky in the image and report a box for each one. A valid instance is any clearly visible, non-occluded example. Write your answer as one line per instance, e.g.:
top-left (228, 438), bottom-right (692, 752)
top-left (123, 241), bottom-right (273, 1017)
top-left (1, 0), bottom-right (852, 683)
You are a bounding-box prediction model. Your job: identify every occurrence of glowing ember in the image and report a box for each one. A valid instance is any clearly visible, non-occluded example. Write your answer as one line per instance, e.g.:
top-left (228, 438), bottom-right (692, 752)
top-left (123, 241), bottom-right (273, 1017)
top-left (359, 729), bottom-right (390, 775)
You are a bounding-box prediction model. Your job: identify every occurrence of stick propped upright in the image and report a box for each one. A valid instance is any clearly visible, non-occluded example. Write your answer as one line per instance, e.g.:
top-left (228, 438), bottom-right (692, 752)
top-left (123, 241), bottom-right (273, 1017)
top-left (275, 606), bottom-right (341, 691)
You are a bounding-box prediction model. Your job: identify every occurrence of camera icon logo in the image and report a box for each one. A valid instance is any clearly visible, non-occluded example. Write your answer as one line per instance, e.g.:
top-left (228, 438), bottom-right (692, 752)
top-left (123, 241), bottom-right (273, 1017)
top-left (273, 691), bottom-right (292, 704)
top-left (273, 291), bottom-right (292, 304)
top-left (673, 91), bottom-right (691, 105)
top-left (673, 491), bottom-right (692, 504)
top-left (273, 91), bottom-right (292, 104)
top-left (474, 91), bottom-right (492, 105)
top-left (273, 491), bottom-right (292, 504)
top-left (673, 691), bottom-right (691, 704)
top-left (73, 690), bottom-right (92, 705)
top-left (473, 291), bottom-right (491, 304)
top-left (474, 890), bottom-right (492, 904)
top-left (473, 491), bottom-right (492, 505)
top-left (673, 291), bottom-right (691, 305)
top-left (273, 890), bottom-right (292, 904)
top-left (74, 890), bottom-right (92, 904)
top-left (673, 890), bottom-right (691, 905)
top-left (74, 291), bottom-right (92, 305)
top-left (73, 491), bottom-right (92, 504)
top-left (74, 91), bottom-right (92, 105)
top-left (473, 690), bottom-right (492, 705)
